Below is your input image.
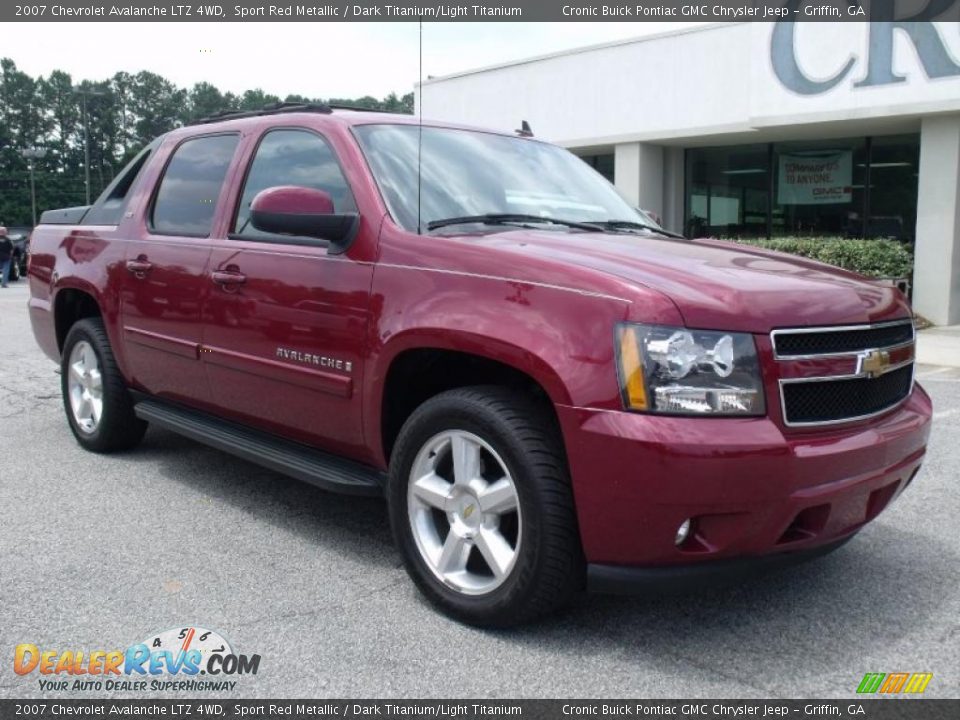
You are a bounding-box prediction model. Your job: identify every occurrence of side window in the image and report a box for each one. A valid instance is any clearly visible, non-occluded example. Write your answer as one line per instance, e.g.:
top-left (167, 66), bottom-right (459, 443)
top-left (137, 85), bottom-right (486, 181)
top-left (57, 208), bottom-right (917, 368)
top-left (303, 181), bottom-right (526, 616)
top-left (150, 134), bottom-right (239, 236)
top-left (83, 141), bottom-right (157, 226)
top-left (232, 129), bottom-right (356, 239)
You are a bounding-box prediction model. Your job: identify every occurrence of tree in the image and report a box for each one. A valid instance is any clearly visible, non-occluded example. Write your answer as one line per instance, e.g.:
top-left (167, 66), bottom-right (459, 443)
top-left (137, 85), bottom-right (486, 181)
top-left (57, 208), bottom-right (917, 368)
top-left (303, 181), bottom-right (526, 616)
top-left (111, 71), bottom-right (135, 160)
top-left (129, 70), bottom-right (186, 143)
top-left (238, 89), bottom-right (282, 111)
top-left (187, 82), bottom-right (230, 123)
top-left (0, 56), bottom-right (414, 225)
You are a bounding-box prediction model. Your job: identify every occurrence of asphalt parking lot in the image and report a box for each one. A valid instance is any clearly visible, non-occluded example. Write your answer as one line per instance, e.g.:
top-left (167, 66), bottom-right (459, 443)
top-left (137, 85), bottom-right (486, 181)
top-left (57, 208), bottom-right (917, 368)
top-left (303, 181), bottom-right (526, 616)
top-left (1, 279), bottom-right (958, 700)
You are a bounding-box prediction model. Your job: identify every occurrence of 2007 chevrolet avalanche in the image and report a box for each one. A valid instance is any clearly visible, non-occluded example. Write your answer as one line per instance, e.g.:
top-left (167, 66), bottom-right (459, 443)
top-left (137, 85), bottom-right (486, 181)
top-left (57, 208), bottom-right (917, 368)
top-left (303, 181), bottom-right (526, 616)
top-left (27, 104), bottom-right (932, 626)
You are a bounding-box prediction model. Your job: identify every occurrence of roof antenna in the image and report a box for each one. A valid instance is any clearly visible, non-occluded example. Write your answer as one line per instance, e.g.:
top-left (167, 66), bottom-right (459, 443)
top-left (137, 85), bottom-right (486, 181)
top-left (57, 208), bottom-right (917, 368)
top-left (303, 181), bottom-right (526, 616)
top-left (515, 120), bottom-right (534, 137)
top-left (417, 19), bottom-right (423, 234)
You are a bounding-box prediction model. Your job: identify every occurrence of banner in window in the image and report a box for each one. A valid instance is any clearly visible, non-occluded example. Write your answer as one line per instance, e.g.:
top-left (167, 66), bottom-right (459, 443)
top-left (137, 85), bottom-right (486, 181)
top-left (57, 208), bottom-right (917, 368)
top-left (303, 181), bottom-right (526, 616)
top-left (777, 151), bottom-right (852, 205)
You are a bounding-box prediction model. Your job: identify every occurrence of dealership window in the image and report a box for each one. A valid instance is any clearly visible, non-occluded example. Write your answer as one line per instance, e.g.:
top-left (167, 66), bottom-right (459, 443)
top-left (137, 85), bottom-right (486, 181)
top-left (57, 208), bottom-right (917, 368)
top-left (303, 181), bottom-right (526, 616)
top-left (685, 134), bottom-right (920, 243)
top-left (579, 153), bottom-right (614, 183)
top-left (685, 144), bottom-right (769, 239)
top-left (867, 135), bottom-right (920, 242)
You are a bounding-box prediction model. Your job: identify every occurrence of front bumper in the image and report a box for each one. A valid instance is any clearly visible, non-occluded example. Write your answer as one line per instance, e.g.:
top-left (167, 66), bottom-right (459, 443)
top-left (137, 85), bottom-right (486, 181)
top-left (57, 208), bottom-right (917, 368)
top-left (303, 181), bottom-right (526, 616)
top-left (588, 536), bottom-right (853, 594)
top-left (557, 385), bottom-right (932, 572)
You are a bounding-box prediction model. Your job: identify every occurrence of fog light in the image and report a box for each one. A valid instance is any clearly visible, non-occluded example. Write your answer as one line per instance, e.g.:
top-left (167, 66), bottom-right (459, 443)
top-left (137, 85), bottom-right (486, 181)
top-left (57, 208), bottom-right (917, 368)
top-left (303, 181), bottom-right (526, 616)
top-left (675, 518), bottom-right (692, 546)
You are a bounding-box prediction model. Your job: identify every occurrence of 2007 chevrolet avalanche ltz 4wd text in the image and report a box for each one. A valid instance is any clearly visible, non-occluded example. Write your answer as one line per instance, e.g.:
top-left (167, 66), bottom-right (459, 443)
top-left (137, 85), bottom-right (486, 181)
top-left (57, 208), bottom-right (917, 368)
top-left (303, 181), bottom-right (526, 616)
top-left (28, 104), bottom-right (932, 626)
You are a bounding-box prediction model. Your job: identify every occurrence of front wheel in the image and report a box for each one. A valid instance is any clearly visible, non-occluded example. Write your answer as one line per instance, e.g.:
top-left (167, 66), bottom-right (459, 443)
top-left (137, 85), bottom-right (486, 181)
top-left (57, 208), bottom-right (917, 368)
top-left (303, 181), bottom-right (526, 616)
top-left (388, 386), bottom-right (583, 627)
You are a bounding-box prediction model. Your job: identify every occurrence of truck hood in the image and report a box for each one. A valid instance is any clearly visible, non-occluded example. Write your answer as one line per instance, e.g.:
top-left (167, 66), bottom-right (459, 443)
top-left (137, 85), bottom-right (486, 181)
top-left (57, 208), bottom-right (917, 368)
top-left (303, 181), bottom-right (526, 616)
top-left (476, 230), bottom-right (909, 333)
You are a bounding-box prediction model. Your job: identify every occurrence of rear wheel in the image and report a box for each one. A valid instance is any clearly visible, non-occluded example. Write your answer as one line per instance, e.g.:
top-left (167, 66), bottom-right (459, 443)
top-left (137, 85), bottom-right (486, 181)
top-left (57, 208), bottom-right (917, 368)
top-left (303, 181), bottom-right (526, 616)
top-left (388, 386), bottom-right (583, 627)
top-left (61, 318), bottom-right (147, 452)
top-left (8, 257), bottom-right (20, 282)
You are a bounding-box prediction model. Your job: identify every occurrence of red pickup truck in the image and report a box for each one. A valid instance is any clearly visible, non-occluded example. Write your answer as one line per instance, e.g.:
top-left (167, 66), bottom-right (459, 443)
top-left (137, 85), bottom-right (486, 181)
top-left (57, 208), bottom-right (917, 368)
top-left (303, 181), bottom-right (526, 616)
top-left (28, 104), bottom-right (932, 626)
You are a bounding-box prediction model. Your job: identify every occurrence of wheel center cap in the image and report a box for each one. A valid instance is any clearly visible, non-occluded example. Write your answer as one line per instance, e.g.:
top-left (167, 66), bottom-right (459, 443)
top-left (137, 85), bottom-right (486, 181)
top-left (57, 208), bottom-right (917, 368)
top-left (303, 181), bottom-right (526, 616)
top-left (449, 490), bottom-right (482, 535)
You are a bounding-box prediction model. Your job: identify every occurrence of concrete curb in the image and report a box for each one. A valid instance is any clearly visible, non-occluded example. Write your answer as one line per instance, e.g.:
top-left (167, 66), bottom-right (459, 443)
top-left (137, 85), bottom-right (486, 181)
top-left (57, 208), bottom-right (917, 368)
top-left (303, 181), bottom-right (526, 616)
top-left (917, 327), bottom-right (960, 368)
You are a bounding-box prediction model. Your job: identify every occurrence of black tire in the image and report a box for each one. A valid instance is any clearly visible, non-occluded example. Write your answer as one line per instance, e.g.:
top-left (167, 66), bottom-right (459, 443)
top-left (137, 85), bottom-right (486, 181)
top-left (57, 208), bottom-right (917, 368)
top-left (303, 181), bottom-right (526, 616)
top-left (61, 318), bottom-right (148, 452)
top-left (388, 386), bottom-right (584, 627)
top-left (8, 257), bottom-right (20, 282)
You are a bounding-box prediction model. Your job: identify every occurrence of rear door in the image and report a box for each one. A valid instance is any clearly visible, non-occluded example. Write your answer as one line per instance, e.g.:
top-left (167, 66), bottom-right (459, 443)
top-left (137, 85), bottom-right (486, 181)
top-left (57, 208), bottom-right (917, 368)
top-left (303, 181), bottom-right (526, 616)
top-left (120, 133), bottom-right (240, 405)
top-left (201, 128), bottom-right (373, 458)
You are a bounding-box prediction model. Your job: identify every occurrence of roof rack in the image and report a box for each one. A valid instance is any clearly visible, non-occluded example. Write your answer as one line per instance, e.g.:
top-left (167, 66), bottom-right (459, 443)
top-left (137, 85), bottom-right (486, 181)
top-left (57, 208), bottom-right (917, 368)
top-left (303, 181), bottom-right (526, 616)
top-left (326, 103), bottom-right (394, 113)
top-left (190, 101), bottom-right (403, 126)
top-left (190, 102), bottom-right (332, 125)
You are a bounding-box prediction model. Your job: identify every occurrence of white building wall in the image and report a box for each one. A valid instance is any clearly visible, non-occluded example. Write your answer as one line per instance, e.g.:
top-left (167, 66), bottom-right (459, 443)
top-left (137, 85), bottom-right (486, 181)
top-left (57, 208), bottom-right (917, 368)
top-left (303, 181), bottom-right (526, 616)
top-left (662, 147), bottom-right (685, 234)
top-left (417, 24), bottom-right (753, 147)
top-left (614, 142), bottom-right (664, 216)
top-left (418, 22), bottom-right (960, 147)
top-left (748, 23), bottom-right (960, 130)
top-left (914, 114), bottom-right (960, 326)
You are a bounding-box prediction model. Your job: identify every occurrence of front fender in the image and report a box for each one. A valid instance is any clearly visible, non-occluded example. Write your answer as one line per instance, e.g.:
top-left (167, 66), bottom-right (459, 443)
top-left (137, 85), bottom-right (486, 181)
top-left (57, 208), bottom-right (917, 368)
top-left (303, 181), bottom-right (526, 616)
top-left (362, 261), bottom-right (642, 467)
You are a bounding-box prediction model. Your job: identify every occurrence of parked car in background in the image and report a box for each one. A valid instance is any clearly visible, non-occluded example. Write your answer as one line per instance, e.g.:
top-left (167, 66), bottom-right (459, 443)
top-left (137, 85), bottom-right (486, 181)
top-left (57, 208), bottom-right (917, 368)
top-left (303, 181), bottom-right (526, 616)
top-left (6, 227), bottom-right (31, 282)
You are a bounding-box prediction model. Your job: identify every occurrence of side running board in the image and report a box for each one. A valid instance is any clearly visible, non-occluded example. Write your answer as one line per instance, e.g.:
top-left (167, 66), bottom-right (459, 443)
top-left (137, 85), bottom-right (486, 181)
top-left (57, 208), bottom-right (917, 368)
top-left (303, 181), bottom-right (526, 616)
top-left (134, 399), bottom-right (385, 497)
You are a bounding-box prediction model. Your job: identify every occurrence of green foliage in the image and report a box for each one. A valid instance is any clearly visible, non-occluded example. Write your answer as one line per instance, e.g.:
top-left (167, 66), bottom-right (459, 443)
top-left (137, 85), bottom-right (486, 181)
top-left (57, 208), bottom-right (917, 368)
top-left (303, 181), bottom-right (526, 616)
top-left (735, 236), bottom-right (913, 279)
top-left (0, 57), bottom-right (414, 226)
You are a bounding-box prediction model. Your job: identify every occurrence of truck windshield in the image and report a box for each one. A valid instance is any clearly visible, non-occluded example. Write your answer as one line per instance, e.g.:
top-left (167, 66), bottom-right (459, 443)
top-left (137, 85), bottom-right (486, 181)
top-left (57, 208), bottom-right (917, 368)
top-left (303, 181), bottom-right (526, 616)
top-left (354, 124), bottom-right (648, 234)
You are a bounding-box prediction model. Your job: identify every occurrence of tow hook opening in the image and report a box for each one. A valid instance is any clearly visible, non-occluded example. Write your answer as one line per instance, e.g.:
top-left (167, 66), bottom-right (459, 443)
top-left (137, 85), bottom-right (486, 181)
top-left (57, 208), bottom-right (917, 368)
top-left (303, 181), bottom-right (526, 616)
top-left (777, 504), bottom-right (831, 545)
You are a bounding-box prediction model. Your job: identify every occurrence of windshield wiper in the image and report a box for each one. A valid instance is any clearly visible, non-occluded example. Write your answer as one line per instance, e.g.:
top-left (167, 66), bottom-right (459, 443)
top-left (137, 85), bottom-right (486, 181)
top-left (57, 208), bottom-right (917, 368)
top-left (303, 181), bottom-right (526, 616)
top-left (594, 220), bottom-right (687, 239)
top-left (426, 213), bottom-right (603, 233)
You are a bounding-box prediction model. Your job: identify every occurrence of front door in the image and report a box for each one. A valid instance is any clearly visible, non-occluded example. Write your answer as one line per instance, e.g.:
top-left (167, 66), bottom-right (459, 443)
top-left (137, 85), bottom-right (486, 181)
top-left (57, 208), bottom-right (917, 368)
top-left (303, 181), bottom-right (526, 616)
top-left (120, 133), bottom-right (240, 405)
top-left (201, 128), bottom-right (373, 458)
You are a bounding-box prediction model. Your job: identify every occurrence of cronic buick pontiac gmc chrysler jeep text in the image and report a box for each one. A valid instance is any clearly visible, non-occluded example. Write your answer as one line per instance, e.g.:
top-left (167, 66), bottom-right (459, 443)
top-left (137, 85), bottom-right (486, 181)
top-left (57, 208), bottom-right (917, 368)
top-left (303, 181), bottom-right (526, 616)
top-left (27, 104), bottom-right (932, 626)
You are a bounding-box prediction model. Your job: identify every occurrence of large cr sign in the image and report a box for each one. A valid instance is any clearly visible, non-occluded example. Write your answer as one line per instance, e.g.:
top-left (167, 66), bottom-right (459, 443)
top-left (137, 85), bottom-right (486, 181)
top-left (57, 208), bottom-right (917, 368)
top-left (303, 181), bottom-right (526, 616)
top-left (772, 0), bottom-right (960, 94)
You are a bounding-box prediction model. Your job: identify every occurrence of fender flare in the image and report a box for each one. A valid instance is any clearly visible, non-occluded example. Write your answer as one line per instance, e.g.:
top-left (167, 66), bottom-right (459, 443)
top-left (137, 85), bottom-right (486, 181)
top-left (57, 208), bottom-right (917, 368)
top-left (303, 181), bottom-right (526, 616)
top-left (363, 327), bottom-right (573, 466)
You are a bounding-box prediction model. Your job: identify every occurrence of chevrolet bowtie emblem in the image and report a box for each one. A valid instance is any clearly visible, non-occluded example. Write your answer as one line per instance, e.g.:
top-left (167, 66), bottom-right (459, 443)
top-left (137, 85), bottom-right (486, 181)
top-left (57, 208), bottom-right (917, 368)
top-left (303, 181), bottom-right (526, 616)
top-left (858, 349), bottom-right (892, 378)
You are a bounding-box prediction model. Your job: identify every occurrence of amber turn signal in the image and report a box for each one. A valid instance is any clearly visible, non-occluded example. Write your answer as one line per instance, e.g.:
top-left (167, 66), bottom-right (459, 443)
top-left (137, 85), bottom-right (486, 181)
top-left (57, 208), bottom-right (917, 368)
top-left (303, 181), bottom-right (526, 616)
top-left (617, 325), bottom-right (648, 410)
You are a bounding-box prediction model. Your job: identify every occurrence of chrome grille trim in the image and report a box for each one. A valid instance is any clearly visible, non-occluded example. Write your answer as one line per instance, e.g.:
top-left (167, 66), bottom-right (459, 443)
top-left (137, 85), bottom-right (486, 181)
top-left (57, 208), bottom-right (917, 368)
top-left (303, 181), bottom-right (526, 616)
top-left (772, 319), bottom-right (917, 427)
top-left (770, 318), bottom-right (915, 360)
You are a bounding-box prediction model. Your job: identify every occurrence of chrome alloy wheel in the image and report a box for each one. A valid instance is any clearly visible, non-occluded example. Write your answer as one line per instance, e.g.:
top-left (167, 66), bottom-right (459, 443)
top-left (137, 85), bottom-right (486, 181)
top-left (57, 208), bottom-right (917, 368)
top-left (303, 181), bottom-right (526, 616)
top-left (67, 340), bottom-right (103, 434)
top-left (407, 430), bottom-right (522, 595)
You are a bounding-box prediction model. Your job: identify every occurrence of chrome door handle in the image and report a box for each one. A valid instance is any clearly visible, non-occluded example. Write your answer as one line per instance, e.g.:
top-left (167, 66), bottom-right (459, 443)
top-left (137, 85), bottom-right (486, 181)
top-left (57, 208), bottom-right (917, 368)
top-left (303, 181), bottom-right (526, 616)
top-left (125, 259), bottom-right (153, 277)
top-left (211, 270), bottom-right (246, 286)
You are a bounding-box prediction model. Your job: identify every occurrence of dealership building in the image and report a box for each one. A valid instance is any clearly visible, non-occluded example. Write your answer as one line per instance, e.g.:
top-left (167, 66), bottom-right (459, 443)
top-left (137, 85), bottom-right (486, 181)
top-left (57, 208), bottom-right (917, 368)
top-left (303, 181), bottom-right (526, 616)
top-left (417, 22), bottom-right (960, 326)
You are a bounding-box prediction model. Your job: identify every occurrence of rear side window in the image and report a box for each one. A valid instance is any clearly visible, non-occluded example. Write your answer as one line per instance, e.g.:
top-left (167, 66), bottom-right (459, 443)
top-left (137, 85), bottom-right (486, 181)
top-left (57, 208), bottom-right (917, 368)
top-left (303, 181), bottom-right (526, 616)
top-left (232, 129), bottom-right (356, 239)
top-left (151, 134), bottom-right (239, 236)
top-left (84, 141), bottom-right (157, 226)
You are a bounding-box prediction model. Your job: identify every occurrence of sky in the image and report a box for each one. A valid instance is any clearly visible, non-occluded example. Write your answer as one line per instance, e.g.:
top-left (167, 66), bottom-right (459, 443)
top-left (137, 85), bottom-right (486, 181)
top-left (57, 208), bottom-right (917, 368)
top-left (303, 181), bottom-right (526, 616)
top-left (6, 22), bottom-right (709, 99)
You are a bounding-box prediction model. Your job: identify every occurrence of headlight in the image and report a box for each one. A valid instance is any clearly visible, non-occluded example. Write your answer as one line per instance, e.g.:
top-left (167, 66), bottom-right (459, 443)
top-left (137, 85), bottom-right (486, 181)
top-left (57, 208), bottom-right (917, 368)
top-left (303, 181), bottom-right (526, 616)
top-left (615, 323), bottom-right (765, 416)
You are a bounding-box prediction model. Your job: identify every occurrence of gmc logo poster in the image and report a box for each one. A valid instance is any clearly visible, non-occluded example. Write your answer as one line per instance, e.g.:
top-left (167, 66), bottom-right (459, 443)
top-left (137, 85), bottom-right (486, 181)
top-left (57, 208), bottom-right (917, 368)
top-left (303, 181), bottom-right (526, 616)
top-left (777, 151), bottom-right (853, 205)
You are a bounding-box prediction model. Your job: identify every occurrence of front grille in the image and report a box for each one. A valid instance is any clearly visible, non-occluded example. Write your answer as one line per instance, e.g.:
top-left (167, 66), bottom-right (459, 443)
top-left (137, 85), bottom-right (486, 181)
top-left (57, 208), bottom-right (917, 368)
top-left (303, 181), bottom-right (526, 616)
top-left (781, 365), bottom-right (913, 425)
top-left (773, 321), bottom-right (913, 357)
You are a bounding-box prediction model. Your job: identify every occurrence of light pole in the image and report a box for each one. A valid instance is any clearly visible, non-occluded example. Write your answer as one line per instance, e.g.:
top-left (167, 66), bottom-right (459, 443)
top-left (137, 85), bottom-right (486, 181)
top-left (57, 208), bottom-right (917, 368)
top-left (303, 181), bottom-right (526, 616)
top-left (20, 148), bottom-right (47, 227)
top-left (73, 88), bottom-right (106, 205)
